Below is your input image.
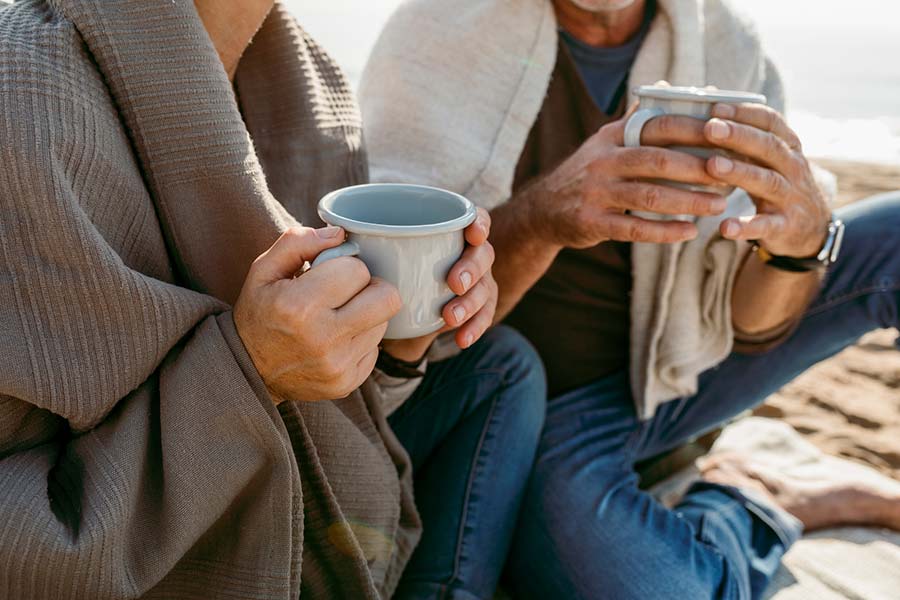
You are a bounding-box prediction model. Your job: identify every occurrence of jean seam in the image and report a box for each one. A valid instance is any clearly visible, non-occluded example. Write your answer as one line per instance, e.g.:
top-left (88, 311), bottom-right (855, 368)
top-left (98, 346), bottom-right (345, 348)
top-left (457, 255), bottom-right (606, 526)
top-left (804, 281), bottom-right (900, 318)
top-left (444, 386), bottom-right (503, 594)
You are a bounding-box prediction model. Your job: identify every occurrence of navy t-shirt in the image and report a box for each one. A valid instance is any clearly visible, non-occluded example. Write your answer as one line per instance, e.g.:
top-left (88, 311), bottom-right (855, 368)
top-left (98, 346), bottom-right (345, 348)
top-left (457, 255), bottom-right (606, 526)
top-left (559, 1), bottom-right (655, 114)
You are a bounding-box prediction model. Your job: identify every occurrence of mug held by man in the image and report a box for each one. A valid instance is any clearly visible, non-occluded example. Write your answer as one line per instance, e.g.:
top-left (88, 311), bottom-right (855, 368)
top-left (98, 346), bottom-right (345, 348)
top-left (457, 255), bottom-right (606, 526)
top-left (625, 85), bottom-right (767, 195)
top-left (314, 184), bottom-right (478, 339)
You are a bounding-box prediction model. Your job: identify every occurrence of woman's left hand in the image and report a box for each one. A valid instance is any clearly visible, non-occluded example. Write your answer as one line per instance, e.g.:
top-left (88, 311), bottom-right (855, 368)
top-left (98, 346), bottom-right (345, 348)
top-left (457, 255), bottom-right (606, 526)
top-left (704, 102), bottom-right (831, 258)
top-left (381, 207), bottom-right (498, 362)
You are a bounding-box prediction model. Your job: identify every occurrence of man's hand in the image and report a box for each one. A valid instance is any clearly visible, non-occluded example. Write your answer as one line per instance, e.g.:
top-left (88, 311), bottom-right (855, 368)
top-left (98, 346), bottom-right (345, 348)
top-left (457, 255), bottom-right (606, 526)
top-left (654, 102), bottom-right (833, 336)
top-left (525, 115), bottom-right (730, 250)
top-left (234, 226), bottom-right (402, 403)
top-left (703, 103), bottom-right (831, 257)
top-left (489, 111), bottom-right (733, 321)
top-left (381, 208), bottom-right (498, 361)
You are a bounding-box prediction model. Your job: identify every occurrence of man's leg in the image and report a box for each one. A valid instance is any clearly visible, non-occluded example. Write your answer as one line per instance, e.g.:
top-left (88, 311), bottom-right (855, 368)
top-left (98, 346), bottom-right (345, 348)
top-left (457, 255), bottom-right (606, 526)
top-left (504, 371), bottom-right (798, 600)
top-left (507, 195), bottom-right (900, 600)
top-left (645, 192), bottom-right (900, 452)
top-left (640, 193), bottom-right (900, 532)
top-left (388, 325), bottom-right (546, 600)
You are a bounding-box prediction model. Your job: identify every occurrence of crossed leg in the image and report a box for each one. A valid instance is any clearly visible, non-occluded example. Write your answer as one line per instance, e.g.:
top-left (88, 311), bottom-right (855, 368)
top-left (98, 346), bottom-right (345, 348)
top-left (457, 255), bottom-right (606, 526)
top-left (505, 193), bottom-right (900, 600)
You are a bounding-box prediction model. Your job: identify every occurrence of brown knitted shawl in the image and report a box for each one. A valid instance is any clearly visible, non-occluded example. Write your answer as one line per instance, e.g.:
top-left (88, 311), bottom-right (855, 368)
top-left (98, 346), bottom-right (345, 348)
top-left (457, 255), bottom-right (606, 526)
top-left (0, 1), bottom-right (420, 597)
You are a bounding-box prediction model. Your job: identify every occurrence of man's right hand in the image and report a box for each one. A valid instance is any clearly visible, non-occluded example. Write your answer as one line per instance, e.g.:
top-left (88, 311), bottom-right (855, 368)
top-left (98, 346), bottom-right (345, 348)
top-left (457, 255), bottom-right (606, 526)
top-left (234, 226), bottom-right (402, 403)
top-left (527, 113), bottom-right (730, 249)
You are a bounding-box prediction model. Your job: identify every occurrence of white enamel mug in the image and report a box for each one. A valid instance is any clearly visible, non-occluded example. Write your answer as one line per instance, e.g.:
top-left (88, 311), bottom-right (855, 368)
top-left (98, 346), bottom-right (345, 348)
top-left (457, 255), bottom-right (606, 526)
top-left (625, 85), bottom-right (767, 195)
top-left (312, 183), bottom-right (478, 340)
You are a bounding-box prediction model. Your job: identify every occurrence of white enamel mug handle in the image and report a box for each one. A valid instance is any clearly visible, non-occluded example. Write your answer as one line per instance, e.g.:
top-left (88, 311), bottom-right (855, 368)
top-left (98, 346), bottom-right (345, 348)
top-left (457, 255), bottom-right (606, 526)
top-left (624, 107), bottom-right (666, 148)
top-left (311, 241), bottom-right (360, 267)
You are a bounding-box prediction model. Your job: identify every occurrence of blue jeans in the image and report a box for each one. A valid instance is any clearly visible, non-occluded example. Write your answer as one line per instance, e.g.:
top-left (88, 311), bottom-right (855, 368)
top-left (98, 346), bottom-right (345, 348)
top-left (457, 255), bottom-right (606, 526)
top-left (388, 325), bottom-right (547, 600)
top-left (505, 193), bottom-right (900, 600)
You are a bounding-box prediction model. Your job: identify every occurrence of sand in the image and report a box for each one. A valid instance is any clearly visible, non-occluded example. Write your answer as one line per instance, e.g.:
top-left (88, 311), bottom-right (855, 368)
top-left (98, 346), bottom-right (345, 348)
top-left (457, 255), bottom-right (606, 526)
top-left (753, 159), bottom-right (900, 480)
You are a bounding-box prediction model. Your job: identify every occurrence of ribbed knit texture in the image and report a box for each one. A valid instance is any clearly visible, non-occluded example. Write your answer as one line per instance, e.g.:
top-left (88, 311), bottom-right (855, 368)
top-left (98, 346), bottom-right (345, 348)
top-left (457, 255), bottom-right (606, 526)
top-left (0, 1), bottom-right (419, 598)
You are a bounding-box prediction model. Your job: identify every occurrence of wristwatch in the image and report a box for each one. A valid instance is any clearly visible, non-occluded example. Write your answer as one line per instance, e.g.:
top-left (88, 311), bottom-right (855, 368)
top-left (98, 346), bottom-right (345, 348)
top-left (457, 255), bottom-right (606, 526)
top-left (752, 216), bottom-right (845, 273)
top-left (375, 347), bottom-right (427, 379)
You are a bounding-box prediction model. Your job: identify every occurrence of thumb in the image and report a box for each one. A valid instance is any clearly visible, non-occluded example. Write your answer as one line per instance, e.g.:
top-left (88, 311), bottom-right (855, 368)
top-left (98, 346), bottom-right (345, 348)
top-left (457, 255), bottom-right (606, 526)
top-left (250, 226), bottom-right (345, 284)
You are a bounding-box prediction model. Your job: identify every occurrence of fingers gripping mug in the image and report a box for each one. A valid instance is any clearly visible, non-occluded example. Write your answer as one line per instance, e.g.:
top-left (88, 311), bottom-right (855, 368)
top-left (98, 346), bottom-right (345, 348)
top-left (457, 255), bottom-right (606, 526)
top-left (624, 85), bottom-right (767, 195)
top-left (312, 183), bottom-right (477, 340)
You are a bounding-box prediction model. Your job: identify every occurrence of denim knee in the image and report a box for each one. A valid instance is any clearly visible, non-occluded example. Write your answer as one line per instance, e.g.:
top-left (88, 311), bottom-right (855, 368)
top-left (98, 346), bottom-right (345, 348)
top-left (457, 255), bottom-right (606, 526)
top-left (838, 192), bottom-right (900, 264)
top-left (472, 325), bottom-right (547, 438)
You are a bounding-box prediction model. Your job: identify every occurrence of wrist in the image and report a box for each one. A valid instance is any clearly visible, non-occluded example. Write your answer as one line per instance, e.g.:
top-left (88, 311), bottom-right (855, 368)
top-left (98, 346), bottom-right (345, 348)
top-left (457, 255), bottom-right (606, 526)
top-left (518, 180), bottom-right (566, 251)
top-left (777, 228), bottom-right (829, 260)
top-left (761, 212), bottom-right (832, 259)
top-left (755, 214), bottom-right (843, 273)
top-left (376, 344), bottom-right (428, 379)
top-left (381, 334), bottom-right (437, 363)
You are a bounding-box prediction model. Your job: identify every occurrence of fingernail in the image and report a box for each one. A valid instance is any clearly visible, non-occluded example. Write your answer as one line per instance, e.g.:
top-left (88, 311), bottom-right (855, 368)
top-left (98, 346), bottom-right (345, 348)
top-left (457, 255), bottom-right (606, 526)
top-left (712, 103), bottom-right (736, 118)
top-left (713, 155), bottom-right (734, 174)
top-left (463, 333), bottom-right (475, 348)
top-left (452, 305), bottom-right (466, 323)
top-left (459, 271), bottom-right (473, 290)
top-left (709, 119), bottom-right (731, 140)
top-left (724, 221), bottom-right (739, 237)
top-left (318, 226), bottom-right (342, 238)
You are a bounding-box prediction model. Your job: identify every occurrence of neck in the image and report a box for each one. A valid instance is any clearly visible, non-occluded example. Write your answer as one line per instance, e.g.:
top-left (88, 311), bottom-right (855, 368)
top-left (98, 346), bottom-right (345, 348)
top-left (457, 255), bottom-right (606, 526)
top-left (194, 0), bottom-right (275, 81)
top-left (553, 0), bottom-right (647, 47)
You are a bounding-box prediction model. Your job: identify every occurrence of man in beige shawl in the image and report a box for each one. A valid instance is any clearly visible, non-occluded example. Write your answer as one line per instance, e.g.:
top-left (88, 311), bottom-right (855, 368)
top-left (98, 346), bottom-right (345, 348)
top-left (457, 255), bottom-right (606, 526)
top-left (361, 0), bottom-right (900, 598)
top-left (0, 1), bottom-right (548, 598)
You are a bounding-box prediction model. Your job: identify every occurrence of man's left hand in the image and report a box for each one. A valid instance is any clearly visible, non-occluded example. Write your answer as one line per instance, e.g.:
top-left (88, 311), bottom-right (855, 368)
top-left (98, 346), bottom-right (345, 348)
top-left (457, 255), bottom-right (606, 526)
top-left (703, 103), bottom-right (831, 258)
top-left (380, 207), bottom-right (497, 362)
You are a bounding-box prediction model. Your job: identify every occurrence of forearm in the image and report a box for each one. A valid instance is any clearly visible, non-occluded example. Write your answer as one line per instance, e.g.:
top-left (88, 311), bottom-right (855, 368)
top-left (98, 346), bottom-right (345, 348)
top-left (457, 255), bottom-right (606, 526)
top-left (490, 182), bottom-right (562, 322)
top-left (732, 250), bottom-right (823, 337)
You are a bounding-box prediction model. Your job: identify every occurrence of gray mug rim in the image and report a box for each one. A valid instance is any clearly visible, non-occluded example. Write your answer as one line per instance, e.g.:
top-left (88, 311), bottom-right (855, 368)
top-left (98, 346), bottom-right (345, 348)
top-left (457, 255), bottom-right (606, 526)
top-left (633, 85), bottom-right (767, 105)
top-left (318, 183), bottom-right (478, 238)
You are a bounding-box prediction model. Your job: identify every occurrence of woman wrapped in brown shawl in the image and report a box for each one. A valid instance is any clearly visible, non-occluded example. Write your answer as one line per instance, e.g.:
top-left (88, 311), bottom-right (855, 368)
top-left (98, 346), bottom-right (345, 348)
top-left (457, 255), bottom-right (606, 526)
top-left (0, 0), bottom-right (436, 597)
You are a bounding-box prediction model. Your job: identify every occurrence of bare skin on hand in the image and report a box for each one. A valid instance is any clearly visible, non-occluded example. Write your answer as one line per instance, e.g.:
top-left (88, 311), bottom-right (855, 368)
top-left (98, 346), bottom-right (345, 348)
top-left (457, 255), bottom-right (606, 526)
top-left (489, 0), bottom-right (900, 537)
top-left (489, 111), bottom-right (730, 320)
top-left (234, 226), bottom-right (402, 402)
top-left (200, 1), bottom-right (500, 395)
top-left (382, 207), bottom-right (499, 362)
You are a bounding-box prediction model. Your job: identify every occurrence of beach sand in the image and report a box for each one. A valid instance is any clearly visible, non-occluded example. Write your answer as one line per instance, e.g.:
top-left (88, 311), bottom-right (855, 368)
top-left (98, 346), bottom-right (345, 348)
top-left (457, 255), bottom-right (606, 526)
top-left (753, 159), bottom-right (900, 479)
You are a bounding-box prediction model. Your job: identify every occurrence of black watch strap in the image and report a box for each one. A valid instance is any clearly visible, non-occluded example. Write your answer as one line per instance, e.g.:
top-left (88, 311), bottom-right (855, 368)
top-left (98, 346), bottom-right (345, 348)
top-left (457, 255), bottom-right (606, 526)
top-left (751, 217), bottom-right (844, 273)
top-left (376, 348), bottom-right (427, 379)
top-left (752, 245), bottom-right (824, 273)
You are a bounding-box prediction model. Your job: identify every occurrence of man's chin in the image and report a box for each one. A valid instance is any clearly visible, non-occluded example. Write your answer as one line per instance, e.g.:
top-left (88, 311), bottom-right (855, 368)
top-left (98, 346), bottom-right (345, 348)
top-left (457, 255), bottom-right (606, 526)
top-left (569, 0), bottom-right (639, 12)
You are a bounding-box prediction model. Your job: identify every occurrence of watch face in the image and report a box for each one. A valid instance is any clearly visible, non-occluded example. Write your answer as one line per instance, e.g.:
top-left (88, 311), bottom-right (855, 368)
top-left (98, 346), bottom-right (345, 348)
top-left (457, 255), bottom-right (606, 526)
top-left (817, 219), bottom-right (845, 264)
top-left (829, 220), bottom-right (846, 264)
top-left (817, 221), bottom-right (836, 262)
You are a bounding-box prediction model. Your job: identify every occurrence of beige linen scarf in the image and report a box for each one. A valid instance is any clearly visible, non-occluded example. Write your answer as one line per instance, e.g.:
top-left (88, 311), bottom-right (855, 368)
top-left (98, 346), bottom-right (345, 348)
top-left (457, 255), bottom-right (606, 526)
top-left (359, 0), bottom-right (834, 419)
top-left (0, 1), bottom-right (419, 598)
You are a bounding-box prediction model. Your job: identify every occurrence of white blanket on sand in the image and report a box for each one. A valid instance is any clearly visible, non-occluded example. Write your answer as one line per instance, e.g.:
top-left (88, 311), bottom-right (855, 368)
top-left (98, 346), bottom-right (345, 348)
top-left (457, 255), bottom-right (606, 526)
top-left (360, 0), bottom-right (834, 418)
top-left (651, 418), bottom-right (900, 600)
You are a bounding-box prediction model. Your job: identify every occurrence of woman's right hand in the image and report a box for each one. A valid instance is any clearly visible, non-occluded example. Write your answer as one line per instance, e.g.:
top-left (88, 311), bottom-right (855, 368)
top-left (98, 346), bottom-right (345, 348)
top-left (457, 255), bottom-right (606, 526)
top-left (234, 226), bottom-right (402, 403)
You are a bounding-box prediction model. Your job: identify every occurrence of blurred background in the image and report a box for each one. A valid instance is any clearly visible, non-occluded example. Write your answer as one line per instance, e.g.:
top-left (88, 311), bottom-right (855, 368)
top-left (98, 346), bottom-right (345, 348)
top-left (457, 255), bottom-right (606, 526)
top-left (285, 0), bottom-right (900, 502)
top-left (286, 0), bottom-right (900, 166)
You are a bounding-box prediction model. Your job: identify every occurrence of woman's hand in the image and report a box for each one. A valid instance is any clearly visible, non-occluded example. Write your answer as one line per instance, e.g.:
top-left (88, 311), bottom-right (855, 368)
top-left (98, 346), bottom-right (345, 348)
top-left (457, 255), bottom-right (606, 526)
top-left (703, 102), bottom-right (831, 258)
top-left (381, 208), bottom-right (498, 362)
top-left (234, 226), bottom-right (401, 402)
